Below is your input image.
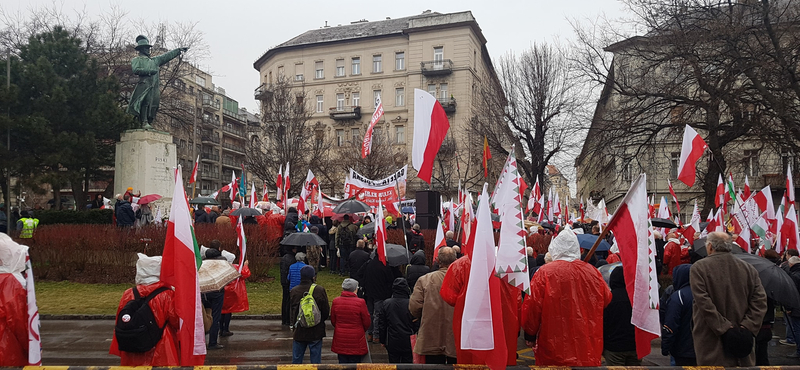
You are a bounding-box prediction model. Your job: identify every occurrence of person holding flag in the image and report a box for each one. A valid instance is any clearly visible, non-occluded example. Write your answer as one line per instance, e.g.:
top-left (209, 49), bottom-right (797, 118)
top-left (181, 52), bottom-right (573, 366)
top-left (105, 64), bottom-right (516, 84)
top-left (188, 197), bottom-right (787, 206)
top-left (0, 233), bottom-right (42, 366)
top-left (219, 217), bottom-right (251, 338)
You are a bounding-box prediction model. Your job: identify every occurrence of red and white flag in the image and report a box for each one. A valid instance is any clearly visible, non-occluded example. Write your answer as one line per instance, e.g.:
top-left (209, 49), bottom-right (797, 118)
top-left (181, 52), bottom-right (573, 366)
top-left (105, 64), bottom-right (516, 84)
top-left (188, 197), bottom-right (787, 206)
top-left (461, 183), bottom-right (507, 370)
top-left (657, 196), bottom-right (671, 219)
top-left (461, 192), bottom-right (475, 248)
top-left (236, 215), bottom-right (247, 274)
top-left (161, 166), bottom-right (206, 365)
top-left (755, 186), bottom-right (775, 220)
top-left (667, 179), bottom-right (680, 215)
top-left (788, 164), bottom-right (795, 206)
top-left (493, 151), bottom-right (530, 295)
top-left (433, 217), bottom-right (446, 262)
top-left (189, 155), bottom-right (199, 184)
top-left (682, 200), bottom-right (700, 245)
top-left (314, 189), bottom-right (326, 218)
top-left (676, 125), bottom-right (708, 187)
top-left (412, 89), bottom-right (450, 184)
top-left (284, 162), bottom-right (291, 202)
top-left (715, 174), bottom-right (725, 208)
top-left (527, 176), bottom-right (541, 213)
top-left (447, 199), bottom-right (455, 232)
top-left (228, 171), bottom-right (238, 200)
top-left (744, 175), bottom-right (751, 199)
top-left (375, 199), bottom-right (388, 265)
top-left (249, 182), bottom-right (257, 208)
top-left (604, 173), bottom-right (660, 359)
top-left (361, 96), bottom-right (385, 158)
top-left (276, 165), bottom-right (283, 201)
top-left (782, 204), bottom-right (799, 251)
top-left (298, 170), bottom-right (318, 215)
top-left (25, 252), bottom-right (41, 365)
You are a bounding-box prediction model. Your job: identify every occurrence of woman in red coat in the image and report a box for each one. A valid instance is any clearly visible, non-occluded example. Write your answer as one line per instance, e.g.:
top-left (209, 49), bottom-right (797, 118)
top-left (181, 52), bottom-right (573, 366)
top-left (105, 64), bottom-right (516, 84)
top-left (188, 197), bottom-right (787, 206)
top-left (220, 261), bottom-right (251, 336)
top-left (110, 254), bottom-right (180, 366)
top-left (330, 278), bottom-right (371, 363)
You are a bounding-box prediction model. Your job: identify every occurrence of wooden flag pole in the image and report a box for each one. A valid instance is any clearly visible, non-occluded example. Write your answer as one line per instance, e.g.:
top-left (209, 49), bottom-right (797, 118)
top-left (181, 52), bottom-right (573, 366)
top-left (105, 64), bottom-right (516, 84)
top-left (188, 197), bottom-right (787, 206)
top-left (584, 226), bottom-right (612, 262)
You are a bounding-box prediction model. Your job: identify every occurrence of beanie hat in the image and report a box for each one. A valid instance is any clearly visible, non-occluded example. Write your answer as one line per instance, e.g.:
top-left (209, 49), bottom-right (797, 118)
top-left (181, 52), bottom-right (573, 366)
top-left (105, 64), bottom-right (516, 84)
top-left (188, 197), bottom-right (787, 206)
top-left (790, 256), bottom-right (800, 266)
top-left (342, 278), bottom-right (359, 292)
top-left (300, 265), bottom-right (316, 280)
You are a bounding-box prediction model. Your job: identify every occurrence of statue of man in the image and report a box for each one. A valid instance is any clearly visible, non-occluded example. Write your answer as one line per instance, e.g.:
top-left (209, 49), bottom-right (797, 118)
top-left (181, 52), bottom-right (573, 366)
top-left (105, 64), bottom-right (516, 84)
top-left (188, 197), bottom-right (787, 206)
top-left (127, 35), bottom-right (188, 129)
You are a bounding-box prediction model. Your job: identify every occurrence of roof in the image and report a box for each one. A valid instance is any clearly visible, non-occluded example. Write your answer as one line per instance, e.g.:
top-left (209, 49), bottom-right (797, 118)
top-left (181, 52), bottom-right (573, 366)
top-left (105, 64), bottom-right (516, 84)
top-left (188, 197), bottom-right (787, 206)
top-left (253, 11), bottom-right (483, 70)
top-left (546, 165), bottom-right (562, 176)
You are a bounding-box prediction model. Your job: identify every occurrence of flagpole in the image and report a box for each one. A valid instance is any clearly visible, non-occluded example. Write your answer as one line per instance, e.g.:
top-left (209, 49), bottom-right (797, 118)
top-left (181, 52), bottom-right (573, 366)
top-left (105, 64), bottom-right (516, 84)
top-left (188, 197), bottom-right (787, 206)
top-left (584, 226), bottom-right (612, 262)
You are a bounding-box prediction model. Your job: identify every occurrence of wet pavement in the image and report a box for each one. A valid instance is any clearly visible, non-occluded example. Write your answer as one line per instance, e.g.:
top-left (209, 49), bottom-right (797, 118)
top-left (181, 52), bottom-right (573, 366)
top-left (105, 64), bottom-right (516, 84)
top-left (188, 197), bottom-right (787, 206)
top-left (39, 318), bottom-right (800, 366)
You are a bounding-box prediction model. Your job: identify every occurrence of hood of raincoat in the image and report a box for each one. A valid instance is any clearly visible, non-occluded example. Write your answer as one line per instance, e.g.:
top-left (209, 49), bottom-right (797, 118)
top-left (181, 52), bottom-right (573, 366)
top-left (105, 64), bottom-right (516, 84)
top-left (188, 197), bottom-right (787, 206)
top-left (0, 233), bottom-right (27, 275)
top-left (609, 265), bottom-right (625, 290)
top-left (672, 263), bottom-right (691, 290)
top-left (221, 250), bottom-right (236, 264)
top-left (392, 277), bottom-right (410, 298)
top-left (550, 227), bottom-right (581, 262)
top-left (410, 250), bottom-right (426, 265)
top-left (135, 253), bottom-right (162, 285)
top-left (310, 215), bottom-right (322, 224)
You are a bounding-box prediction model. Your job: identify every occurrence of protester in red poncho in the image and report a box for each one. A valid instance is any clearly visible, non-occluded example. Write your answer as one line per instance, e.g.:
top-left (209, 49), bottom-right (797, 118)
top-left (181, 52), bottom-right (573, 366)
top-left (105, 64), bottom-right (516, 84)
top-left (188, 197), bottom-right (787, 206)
top-left (0, 234), bottom-right (35, 366)
top-left (662, 232), bottom-right (689, 276)
top-left (521, 227), bottom-right (612, 366)
top-left (220, 260), bottom-right (250, 336)
top-left (440, 252), bottom-right (522, 366)
top-left (110, 253), bottom-right (180, 366)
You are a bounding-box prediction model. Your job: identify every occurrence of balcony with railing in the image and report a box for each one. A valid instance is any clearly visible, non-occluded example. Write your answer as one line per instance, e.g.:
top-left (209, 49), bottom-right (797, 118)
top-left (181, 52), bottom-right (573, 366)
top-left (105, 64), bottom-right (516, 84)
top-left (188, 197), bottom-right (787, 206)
top-left (438, 97), bottom-right (456, 114)
top-left (223, 109), bottom-right (246, 122)
top-left (222, 125), bottom-right (245, 138)
top-left (202, 99), bottom-right (220, 111)
top-left (200, 171), bottom-right (220, 180)
top-left (421, 59), bottom-right (453, 76)
top-left (222, 142), bottom-right (246, 154)
top-left (763, 173), bottom-right (800, 190)
top-left (329, 106), bottom-right (361, 120)
top-left (200, 152), bottom-right (219, 162)
top-left (254, 83), bottom-right (274, 100)
top-left (222, 157), bottom-right (242, 168)
top-left (201, 135), bottom-right (220, 144)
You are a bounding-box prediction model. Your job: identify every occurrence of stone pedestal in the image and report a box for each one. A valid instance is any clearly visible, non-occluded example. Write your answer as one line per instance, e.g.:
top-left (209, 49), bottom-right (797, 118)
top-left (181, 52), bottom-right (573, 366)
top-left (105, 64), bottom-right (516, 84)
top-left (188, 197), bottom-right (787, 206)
top-left (114, 130), bottom-right (177, 212)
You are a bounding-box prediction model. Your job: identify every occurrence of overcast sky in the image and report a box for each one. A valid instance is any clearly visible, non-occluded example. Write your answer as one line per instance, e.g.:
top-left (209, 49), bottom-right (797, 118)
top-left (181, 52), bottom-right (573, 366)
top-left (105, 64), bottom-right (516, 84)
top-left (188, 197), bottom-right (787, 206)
top-left (5, 0), bottom-right (629, 113)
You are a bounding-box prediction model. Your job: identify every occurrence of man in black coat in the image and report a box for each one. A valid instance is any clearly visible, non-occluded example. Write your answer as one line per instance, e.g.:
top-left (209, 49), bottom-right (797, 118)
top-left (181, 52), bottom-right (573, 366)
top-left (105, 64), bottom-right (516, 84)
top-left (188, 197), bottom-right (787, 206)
top-left (359, 251), bottom-right (402, 343)
top-left (280, 245), bottom-right (299, 326)
top-left (284, 207), bottom-right (299, 235)
top-left (378, 277), bottom-right (415, 363)
top-left (349, 240), bottom-right (370, 281)
top-left (603, 267), bottom-right (640, 365)
top-left (115, 195), bottom-right (136, 227)
top-left (202, 240), bottom-right (228, 350)
top-left (405, 250), bottom-right (430, 291)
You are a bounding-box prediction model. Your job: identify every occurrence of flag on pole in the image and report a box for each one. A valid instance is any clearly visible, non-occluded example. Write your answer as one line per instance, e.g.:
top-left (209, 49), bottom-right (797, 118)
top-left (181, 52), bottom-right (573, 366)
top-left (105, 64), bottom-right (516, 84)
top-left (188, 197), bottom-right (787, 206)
top-left (314, 189), bottom-right (326, 218)
top-left (461, 192), bottom-right (475, 250)
top-left (249, 182), bottom-right (257, 208)
top-left (604, 173), bottom-right (660, 359)
top-left (667, 179), bottom-right (680, 214)
top-left (744, 175), bottom-right (751, 199)
top-left (781, 204), bottom-right (799, 251)
top-left (276, 165), bottom-right (283, 201)
top-left (460, 183), bottom-right (506, 370)
top-left (528, 176), bottom-right (541, 213)
top-left (298, 170), bottom-right (318, 215)
top-left (482, 136), bottom-right (492, 178)
top-left (375, 199), bottom-right (388, 265)
top-left (682, 200), bottom-right (700, 245)
top-left (434, 217), bottom-right (446, 262)
top-left (751, 212), bottom-right (770, 244)
top-left (447, 199), bottom-right (455, 232)
top-left (236, 215), bottom-right (247, 273)
top-left (755, 186), bottom-right (776, 220)
top-left (676, 125), bottom-right (708, 187)
top-left (161, 165), bottom-right (206, 365)
top-left (284, 162), bottom-right (291, 202)
top-left (715, 174), bottom-right (725, 208)
top-left (362, 96), bottom-right (385, 158)
top-left (263, 182), bottom-right (268, 202)
top-left (189, 155), bottom-right (199, 184)
top-left (412, 89), bottom-right (450, 184)
top-left (239, 165), bottom-right (247, 200)
top-left (788, 164), bottom-right (795, 206)
top-left (493, 151), bottom-right (530, 295)
top-left (25, 251), bottom-right (41, 365)
top-left (657, 196), bottom-right (671, 219)
top-left (726, 173), bottom-right (735, 206)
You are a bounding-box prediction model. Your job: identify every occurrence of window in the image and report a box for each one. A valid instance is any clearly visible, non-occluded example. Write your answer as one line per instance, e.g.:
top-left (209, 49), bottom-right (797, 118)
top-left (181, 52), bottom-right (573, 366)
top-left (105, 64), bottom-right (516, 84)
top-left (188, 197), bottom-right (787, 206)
top-left (351, 128), bottom-right (360, 143)
top-left (352, 92), bottom-right (360, 107)
top-left (315, 61), bottom-right (324, 79)
top-left (395, 52), bottom-right (405, 70)
top-left (373, 55), bottom-right (382, 73)
top-left (195, 75), bottom-right (206, 86)
top-left (782, 150), bottom-right (796, 173)
top-left (433, 47), bottom-right (444, 70)
top-left (670, 152), bottom-right (680, 179)
top-left (352, 57), bottom-right (361, 75)
top-left (336, 129), bottom-right (345, 146)
top-left (294, 63), bottom-right (303, 81)
top-left (315, 130), bottom-right (324, 147)
top-left (743, 150), bottom-right (759, 177)
top-left (373, 90), bottom-right (381, 108)
top-left (315, 95), bottom-right (324, 113)
top-left (427, 84), bottom-right (436, 96)
top-left (622, 162), bottom-right (632, 182)
top-left (395, 126), bottom-right (405, 144)
top-left (440, 83), bottom-right (448, 100)
top-left (336, 59), bottom-right (345, 76)
top-left (336, 93), bottom-right (345, 110)
top-left (395, 88), bottom-right (404, 106)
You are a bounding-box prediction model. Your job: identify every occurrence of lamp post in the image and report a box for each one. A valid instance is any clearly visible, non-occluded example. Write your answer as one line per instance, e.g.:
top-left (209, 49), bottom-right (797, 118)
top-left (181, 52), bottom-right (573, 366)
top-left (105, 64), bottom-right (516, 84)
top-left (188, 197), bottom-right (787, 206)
top-left (6, 48), bottom-right (10, 232)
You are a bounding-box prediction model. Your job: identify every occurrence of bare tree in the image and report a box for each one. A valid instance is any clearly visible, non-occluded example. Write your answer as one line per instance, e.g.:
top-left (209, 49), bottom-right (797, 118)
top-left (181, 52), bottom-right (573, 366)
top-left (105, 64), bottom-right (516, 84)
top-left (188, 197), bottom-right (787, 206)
top-left (334, 126), bottom-right (406, 181)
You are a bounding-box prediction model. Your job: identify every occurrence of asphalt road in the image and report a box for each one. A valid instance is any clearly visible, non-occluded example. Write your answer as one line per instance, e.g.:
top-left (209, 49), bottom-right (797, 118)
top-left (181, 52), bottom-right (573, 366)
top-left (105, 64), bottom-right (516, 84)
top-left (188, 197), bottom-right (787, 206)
top-left (39, 318), bottom-right (800, 366)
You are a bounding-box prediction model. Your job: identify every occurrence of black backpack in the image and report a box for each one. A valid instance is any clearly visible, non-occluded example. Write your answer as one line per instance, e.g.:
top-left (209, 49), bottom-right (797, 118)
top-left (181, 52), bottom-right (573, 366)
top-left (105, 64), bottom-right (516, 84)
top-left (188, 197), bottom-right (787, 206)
top-left (115, 286), bottom-right (170, 352)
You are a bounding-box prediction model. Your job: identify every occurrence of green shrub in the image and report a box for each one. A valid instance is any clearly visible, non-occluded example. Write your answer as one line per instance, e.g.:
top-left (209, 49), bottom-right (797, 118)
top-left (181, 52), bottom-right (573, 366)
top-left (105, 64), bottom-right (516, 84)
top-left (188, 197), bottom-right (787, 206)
top-left (35, 209), bottom-right (113, 225)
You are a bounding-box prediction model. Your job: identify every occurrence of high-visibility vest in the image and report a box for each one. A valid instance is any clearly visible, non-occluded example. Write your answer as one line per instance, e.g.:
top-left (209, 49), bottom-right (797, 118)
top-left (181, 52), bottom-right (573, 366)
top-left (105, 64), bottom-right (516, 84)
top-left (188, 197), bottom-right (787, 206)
top-left (20, 218), bottom-right (38, 238)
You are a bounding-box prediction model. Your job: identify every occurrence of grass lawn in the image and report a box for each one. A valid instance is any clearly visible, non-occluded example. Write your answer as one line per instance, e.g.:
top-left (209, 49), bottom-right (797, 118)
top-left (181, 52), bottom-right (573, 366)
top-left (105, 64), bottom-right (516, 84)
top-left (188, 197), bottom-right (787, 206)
top-left (36, 266), bottom-right (348, 316)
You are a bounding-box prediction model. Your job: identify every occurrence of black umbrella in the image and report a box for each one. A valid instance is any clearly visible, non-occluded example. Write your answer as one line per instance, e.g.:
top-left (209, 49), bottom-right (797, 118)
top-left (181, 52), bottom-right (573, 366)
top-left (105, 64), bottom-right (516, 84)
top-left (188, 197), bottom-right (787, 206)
top-left (651, 217), bottom-right (677, 229)
top-left (693, 238), bottom-right (708, 257)
top-left (385, 243), bottom-right (410, 267)
top-left (356, 221), bottom-right (389, 238)
top-left (231, 207), bottom-right (262, 217)
top-left (281, 232), bottom-right (326, 247)
top-left (734, 253), bottom-right (800, 309)
top-left (189, 196), bottom-right (220, 205)
top-left (333, 199), bottom-right (371, 214)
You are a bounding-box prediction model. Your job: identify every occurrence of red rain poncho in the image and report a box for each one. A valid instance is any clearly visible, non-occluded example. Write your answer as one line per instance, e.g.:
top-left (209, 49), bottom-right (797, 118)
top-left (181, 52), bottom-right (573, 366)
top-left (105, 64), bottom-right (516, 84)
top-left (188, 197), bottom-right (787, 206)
top-left (222, 263), bottom-right (251, 314)
top-left (440, 256), bottom-right (521, 366)
top-left (0, 274), bottom-right (28, 366)
top-left (521, 259), bottom-right (612, 366)
top-left (109, 282), bottom-right (180, 366)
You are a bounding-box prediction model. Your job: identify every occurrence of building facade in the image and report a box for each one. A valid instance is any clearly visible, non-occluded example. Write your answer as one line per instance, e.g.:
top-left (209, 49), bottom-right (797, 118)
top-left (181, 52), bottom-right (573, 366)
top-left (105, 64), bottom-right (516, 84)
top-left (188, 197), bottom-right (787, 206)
top-left (252, 10), bottom-right (497, 194)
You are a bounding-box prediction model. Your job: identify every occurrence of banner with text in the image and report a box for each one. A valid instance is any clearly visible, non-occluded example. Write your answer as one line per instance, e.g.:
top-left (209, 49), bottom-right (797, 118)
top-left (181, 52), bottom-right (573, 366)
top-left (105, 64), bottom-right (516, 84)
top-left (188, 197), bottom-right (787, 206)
top-left (344, 165), bottom-right (407, 208)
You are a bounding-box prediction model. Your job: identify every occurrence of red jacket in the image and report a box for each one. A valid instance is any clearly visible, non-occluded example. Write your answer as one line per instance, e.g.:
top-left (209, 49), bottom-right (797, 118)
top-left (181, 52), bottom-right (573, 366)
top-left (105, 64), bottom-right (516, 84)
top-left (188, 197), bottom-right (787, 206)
top-left (663, 241), bottom-right (688, 275)
top-left (222, 264), bottom-right (251, 314)
top-left (330, 291), bottom-right (370, 356)
top-left (440, 257), bottom-right (521, 366)
top-left (0, 274), bottom-right (28, 366)
top-left (521, 260), bottom-right (612, 366)
top-left (109, 282), bottom-right (180, 366)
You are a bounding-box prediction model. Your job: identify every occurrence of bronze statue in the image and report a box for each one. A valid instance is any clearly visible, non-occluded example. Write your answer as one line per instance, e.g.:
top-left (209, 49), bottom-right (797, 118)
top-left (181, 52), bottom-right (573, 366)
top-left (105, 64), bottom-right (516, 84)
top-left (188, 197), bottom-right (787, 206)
top-left (127, 35), bottom-right (188, 129)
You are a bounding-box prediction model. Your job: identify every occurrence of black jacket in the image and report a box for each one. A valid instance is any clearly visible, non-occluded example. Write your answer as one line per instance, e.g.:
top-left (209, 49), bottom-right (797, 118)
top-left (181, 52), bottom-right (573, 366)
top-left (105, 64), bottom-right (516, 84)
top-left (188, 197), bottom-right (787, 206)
top-left (280, 252), bottom-right (296, 287)
top-left (290, 280), bottom-right (329, 342)
top-left (406, 230), bottom-right (425, 252)
top-left (115, 200), bottom-right (136, 226)
top-left (284, 211), bottom-right (299, 234)
top-left (405, 250), bottom-right (430, 290)
top-left (378, 277), bottom-right (415, 353)
top-left (787, 263), bottom-right (800, 317)
top-left (661, 264), bottom-right (695, 358)
top-left (360, 254), bottom-right (402, 301)
top-left (348, 249), bottom-right (370, 280)
top-left (310, 216), bottom-right (329, 246)
top-left (195, 208), bottom-right (211, 223)
top-left (603, 267), bottom-right (637, 352)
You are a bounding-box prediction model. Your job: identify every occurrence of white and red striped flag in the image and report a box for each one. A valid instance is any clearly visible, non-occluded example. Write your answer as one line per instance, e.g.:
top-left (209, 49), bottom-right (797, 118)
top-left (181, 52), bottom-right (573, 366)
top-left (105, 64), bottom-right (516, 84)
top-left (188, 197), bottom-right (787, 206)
top-left (433, 217), bottom-right (446, 262)
top-left (527, 176), bottom-right (541, 213)
top-left (375, 199), bottom-right (388, 265)
top-left (249, 182), bottom-right (257, 208)
top-left (284, 162), bottom-right (291, 203)
top-left (667, 179), bottom-right (680, 215)
top-left (236, 215), bottom-right (247, 273)
top-left (715, 174), bottom-right (725, 208)
top-left (493, 151), bottom-right (530, 295)
top-left (755, 186), bottom-right (775, 220)
top-left (782, 203), bottom-right (799, 251)
top-left (189, 155), bottom-right (199, 184)
top-left (276, 165), bottom-right (283, 201)
top-left (604, 173), bottom-right (660, 359)
top-left (447, 199), bottom-right (455, 232)
top-left (228, 171), bottom-right (237, 200)
top-left (682, 200), bottom-right (700, 245)
top-left (788, 164), bottom-right (795, 206)
top-left (361, 96), bottom-right (385, 158)
top-left (25, 251), bottom-right (41, 365)
top-left (676, 125), bottom-right (708, 187)
top-left (744, 175), bottom-right (751, 199)
top-left (412, 89), bottom-right (450, 184)
top-left (262, 182), bottom-right (268, 202)
top-left (161, 166), bottom-right (206, 365)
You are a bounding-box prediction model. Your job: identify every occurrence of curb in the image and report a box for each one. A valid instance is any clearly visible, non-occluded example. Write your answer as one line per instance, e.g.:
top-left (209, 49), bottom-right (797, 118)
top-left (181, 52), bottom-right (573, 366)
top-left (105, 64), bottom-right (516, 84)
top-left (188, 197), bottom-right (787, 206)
top-left (40, 314), bottom-right (281, 320)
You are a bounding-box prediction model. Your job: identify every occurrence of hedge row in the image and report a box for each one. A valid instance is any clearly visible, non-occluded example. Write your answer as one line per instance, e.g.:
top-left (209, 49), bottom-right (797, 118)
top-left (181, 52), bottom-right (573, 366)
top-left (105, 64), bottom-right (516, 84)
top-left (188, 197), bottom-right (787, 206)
top-left (34, 209), bottom-right (114, 225)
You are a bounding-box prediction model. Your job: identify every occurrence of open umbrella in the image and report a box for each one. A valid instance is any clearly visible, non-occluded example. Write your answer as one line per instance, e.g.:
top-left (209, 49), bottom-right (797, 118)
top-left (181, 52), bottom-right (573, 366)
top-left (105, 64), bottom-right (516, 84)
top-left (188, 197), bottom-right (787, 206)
top-left (651, 217), bottom-right (678, 229)
top-left (577, 234), bottom-right (611, 252)
top-left (281, 232), bottom-right (326, 247)
top-left (333, 199), bottom-right (371, 214)
top-left (599, 262), bottom-right (623, 285)
top-left (137, 194), bottom-right (162, 205)
top-left (231, 207), bottom-right (262, 217)
top-left (198, 260), bottom-right (240, 293)
top-left (189, 197), bottom-right (220, 206)
top-left (734, 253), bottom-right (800, 309)
top-left (401, 206), bottom-right (415, 214)
top-left (332, 213), bottom-right (359, 222)
top-left (385, 243), bottom-right (410, 267)
top-left (357, 221), bottom-right (389, 238)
